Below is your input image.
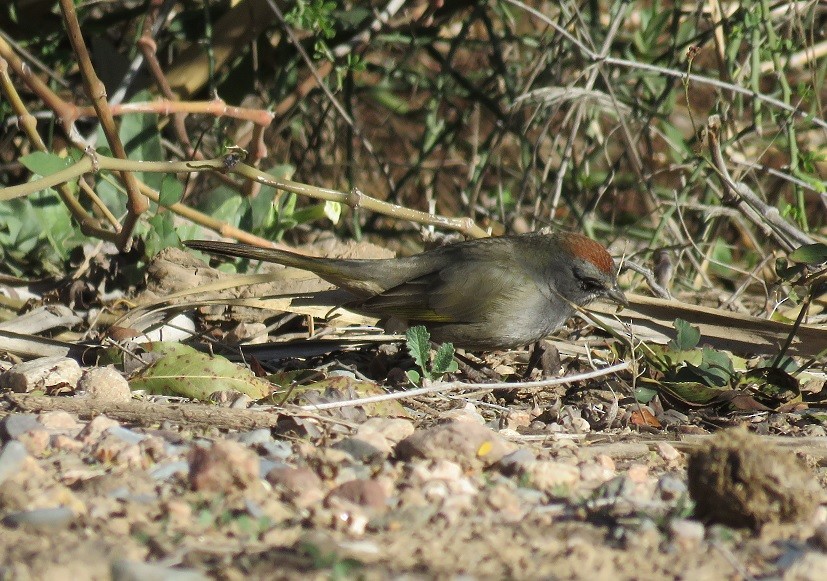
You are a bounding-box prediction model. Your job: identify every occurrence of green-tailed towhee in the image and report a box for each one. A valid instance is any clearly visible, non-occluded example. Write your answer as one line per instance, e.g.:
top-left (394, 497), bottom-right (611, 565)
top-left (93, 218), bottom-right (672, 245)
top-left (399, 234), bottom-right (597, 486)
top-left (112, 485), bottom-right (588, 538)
top-left (184, 232), bottom-right (627, 350)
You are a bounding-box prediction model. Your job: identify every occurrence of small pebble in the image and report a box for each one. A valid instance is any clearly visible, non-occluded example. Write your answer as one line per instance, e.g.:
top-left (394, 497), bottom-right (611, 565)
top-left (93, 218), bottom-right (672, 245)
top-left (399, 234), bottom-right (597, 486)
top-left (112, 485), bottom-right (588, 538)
top-left (326, 479), bottom-right (388, 511)
top-left (0, 356), bottom-right (82, 393)
top-left (37, 410), bottom-right (80, 431)
top-left (395, 421), bottom-right (515, 469)
top-left (441, 403), bottom-right (485, 424)
top-left (523, 461), bottom-right (580, 492)
top-left (237, 428), bottom-right (273, 446)
top-left (111, 560), bottom-right (207, 581)
top-left (657, 474), bottom-right (688, 501)
top-left (0, 441), bottom-right (29, 485)
top-left (333, 437), bottom-right (385, 463)
top-left (105, 426), bottom-right (146, 446)
top-left (266, 466), bottom-right (325, 508)
top-left (496, 448), bottom-right (537, 476)
top-left (655, 442), bottom-right (681, 462)
top-left (150, 460), bottom-right (190, 481)
top-left (18, 428), bottom-right (49, 455)
top-left (188, 440), bottom-right (259, 493)
top-left (2, 506), bottom-right (75, 530)
top-left (257, 440), bottom-right (293, 461)
top-left (627, 464), bottom-right (650, 483)
top-left (0, 414), bottom-right (44, 441)
top-left (669, 519), bottom-right (705, 550)
top-left (78, 416), bottom-right (121, 443)
top-left (357, 418), bottom-right (414, 444)
top-left (78, 366), bottom-right (131, 402)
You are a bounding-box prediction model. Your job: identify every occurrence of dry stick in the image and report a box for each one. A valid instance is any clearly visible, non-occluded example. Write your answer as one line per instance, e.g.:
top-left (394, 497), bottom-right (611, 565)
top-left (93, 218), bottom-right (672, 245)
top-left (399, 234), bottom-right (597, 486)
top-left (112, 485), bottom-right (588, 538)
top-left (134, 23), bottom-right (234, 201)
top-left (771, 286), bottom-right (815, 369)
top-left (0, 59), bottom-right (117, 242)
top-left (74, 100), bottom-right (275, 127)
top-left (228, 162), bottom-right (488, 238)
top-left (0, 154), bottom-right (489, 239)
top-left (0, 35), bottom-right (81, 141)
top-left (509, 1), bottom-right (705, 287)
top-left (0, 29), bottom-right (70, 90)
top-left (504, 0), bottom-right (827, 132)
top-left (59, 0), bottom-right (148, 251)
top-left (705, 115), bottom-right (815, 252)
top-left (108, 0), bottom-right (170, 107)
top-left (139, 38), bottom-right (191, 153)
top-left (265, 0), bottom-right (395, 191)
top-left (621, 261), bottom-right (671, 300)
top-left (300, 362), bottom-right (631, 411)
top-left (547, 3), bottom-right (631, 216)
top-left (526, 4), bottom-right (701, 288)
top-left (720, 253), bottom-right (774, 311)
top-left (0, 29), bottom-right (269, 203)
top-left (264, 0), bottom-right (406, 146)
top-left (330, 0), bottom-right (407, 59)
top-left (3, 393), bottom-right (354, 432)
top-left (760, 38), bottom-right (827, 73)
top-left (0, 156), bottom-right (274, 248)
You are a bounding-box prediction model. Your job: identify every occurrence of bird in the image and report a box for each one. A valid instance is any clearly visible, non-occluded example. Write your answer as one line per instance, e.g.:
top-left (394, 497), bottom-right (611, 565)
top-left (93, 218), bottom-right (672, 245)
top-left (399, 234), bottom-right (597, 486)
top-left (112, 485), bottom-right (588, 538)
top-left (184, 232), bottom-right (627, 350)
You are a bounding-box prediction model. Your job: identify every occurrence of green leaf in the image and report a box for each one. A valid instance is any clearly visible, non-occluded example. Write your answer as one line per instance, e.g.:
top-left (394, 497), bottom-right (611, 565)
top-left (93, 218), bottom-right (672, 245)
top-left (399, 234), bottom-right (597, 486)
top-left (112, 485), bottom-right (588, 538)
top-left (431, 342), bottom-right (457, 375)
top-left (19, 151), bottom-right (72, 177)
top-left (112, 89), bottom-right (163, 189)
top-left (699, 347), bottom-right (735, 385)
top-left (789, 243), bottom-right (827, 265)
top-left (634, 386), bottom-right (658, 404)
top-left (145, 212), bottom-right (179, 258)
top-left (668, 319), bottom-right (700, 351)
top-left (406, 369), bottom-right (421, 386)
top-left (405, 325), bottom-right (431, 379)
top-left (658, 380), bottom-right (726, 406)
top-left (158, 174), bottom-right (184, 206)
top-left (129, 342), bottom-right (274, 400)
top-left (323, 200), bottom-right (341, 224)
top-left (775, 257), bottom-right (805, 281)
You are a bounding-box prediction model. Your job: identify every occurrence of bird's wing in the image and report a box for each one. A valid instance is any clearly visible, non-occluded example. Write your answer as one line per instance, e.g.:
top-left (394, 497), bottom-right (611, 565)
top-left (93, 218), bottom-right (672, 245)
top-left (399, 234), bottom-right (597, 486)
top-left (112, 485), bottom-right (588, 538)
top-left (356, 258), bottom-right (538, 324)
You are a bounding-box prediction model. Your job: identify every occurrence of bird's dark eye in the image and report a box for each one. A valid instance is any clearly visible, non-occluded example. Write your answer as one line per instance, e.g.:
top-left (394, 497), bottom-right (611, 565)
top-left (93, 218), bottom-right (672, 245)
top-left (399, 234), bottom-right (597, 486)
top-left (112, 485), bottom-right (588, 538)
top-left (579, 277), bottom-right (604, 293)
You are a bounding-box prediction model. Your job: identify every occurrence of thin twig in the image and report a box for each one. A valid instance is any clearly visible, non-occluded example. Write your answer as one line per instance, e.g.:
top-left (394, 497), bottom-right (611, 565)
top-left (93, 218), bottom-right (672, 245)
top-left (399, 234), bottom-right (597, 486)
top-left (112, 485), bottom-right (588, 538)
top-left (300, 362), bottom-right (630, 411)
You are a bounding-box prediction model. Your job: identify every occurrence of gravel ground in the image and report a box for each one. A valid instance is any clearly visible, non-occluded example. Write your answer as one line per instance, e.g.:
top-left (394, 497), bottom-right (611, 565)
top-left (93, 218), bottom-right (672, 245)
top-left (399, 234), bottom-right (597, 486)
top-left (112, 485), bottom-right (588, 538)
top-left (2, 386), bottom-right (827, 580)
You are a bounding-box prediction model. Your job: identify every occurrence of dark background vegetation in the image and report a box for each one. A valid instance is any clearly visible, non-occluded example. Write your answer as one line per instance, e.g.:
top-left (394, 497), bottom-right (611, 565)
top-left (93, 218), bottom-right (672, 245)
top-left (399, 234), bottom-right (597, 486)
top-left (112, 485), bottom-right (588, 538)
top-left (0, 0), bottom-right (825, 304)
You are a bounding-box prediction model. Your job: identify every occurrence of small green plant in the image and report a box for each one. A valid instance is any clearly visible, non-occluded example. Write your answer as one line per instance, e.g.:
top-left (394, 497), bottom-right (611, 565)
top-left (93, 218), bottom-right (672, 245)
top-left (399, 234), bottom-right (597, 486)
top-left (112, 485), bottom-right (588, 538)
top-left (300, 542), bottom-right (363, 578)
top-left (640, 318), bottom-right (808, 411)
top-left (405, 325), bottom-right (458, 385)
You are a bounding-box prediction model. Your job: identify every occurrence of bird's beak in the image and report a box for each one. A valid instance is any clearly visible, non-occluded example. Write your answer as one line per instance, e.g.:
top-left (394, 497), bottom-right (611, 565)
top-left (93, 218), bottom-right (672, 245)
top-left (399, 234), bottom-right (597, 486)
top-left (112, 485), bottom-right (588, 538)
top-left (605, 285), bottom-right (628, 308)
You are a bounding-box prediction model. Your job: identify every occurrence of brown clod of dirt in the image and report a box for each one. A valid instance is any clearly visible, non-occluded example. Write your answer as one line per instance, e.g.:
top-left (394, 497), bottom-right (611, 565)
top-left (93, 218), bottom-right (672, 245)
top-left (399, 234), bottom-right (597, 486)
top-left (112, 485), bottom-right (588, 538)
top-left (687, 426), bottom-right (822, 529)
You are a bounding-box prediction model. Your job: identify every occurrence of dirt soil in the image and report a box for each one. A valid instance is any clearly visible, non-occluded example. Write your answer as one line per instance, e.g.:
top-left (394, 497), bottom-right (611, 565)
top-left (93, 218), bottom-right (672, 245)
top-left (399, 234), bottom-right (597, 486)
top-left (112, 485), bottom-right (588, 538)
top-left (2, 378), bottom-right (827, 581)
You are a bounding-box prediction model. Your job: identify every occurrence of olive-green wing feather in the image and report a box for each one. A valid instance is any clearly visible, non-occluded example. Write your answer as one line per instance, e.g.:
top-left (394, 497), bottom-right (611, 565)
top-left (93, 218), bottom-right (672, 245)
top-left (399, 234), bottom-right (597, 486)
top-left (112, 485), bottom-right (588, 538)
top-left (355, 258), bottom-right (538, 324)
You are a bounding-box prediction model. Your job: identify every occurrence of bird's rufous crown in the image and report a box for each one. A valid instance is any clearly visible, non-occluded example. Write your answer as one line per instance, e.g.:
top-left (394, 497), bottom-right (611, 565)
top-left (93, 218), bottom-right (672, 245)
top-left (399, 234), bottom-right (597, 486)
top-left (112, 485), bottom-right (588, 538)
top-left (558, 233), bottom-right (616, 275)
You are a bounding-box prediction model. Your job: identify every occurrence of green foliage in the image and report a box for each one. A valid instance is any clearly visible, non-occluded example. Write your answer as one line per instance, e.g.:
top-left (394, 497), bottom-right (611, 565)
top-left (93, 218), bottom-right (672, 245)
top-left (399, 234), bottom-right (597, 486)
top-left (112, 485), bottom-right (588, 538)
top-left (775, 242), bottom-right (827, 290)
top-left (0, 152), bottom-right (82, 276)
top-left (299, 542), bottom-right (363, 578)
top-left (285, 0), bottom-right (337, 60)
top-left (286, 0), bottom-right (337, 39)
top-left (128, 342), bottom-right (275, 400)
top-left (158, 174), bottom-right (184, 207)
top-left (788, 243), bottom-right (827, 266)
top-left (642, 319), bottom-right (802, 410)
top-left (405, 325), bottom-right (459, 385)
top-left (668, 318), bottom-right (701, 351)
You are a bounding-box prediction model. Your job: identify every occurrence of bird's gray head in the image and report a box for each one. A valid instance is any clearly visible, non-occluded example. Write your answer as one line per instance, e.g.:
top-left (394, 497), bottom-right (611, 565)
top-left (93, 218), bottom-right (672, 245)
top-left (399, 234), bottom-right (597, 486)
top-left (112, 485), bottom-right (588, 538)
top-left (554, 233), bottom-right (627, 307)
